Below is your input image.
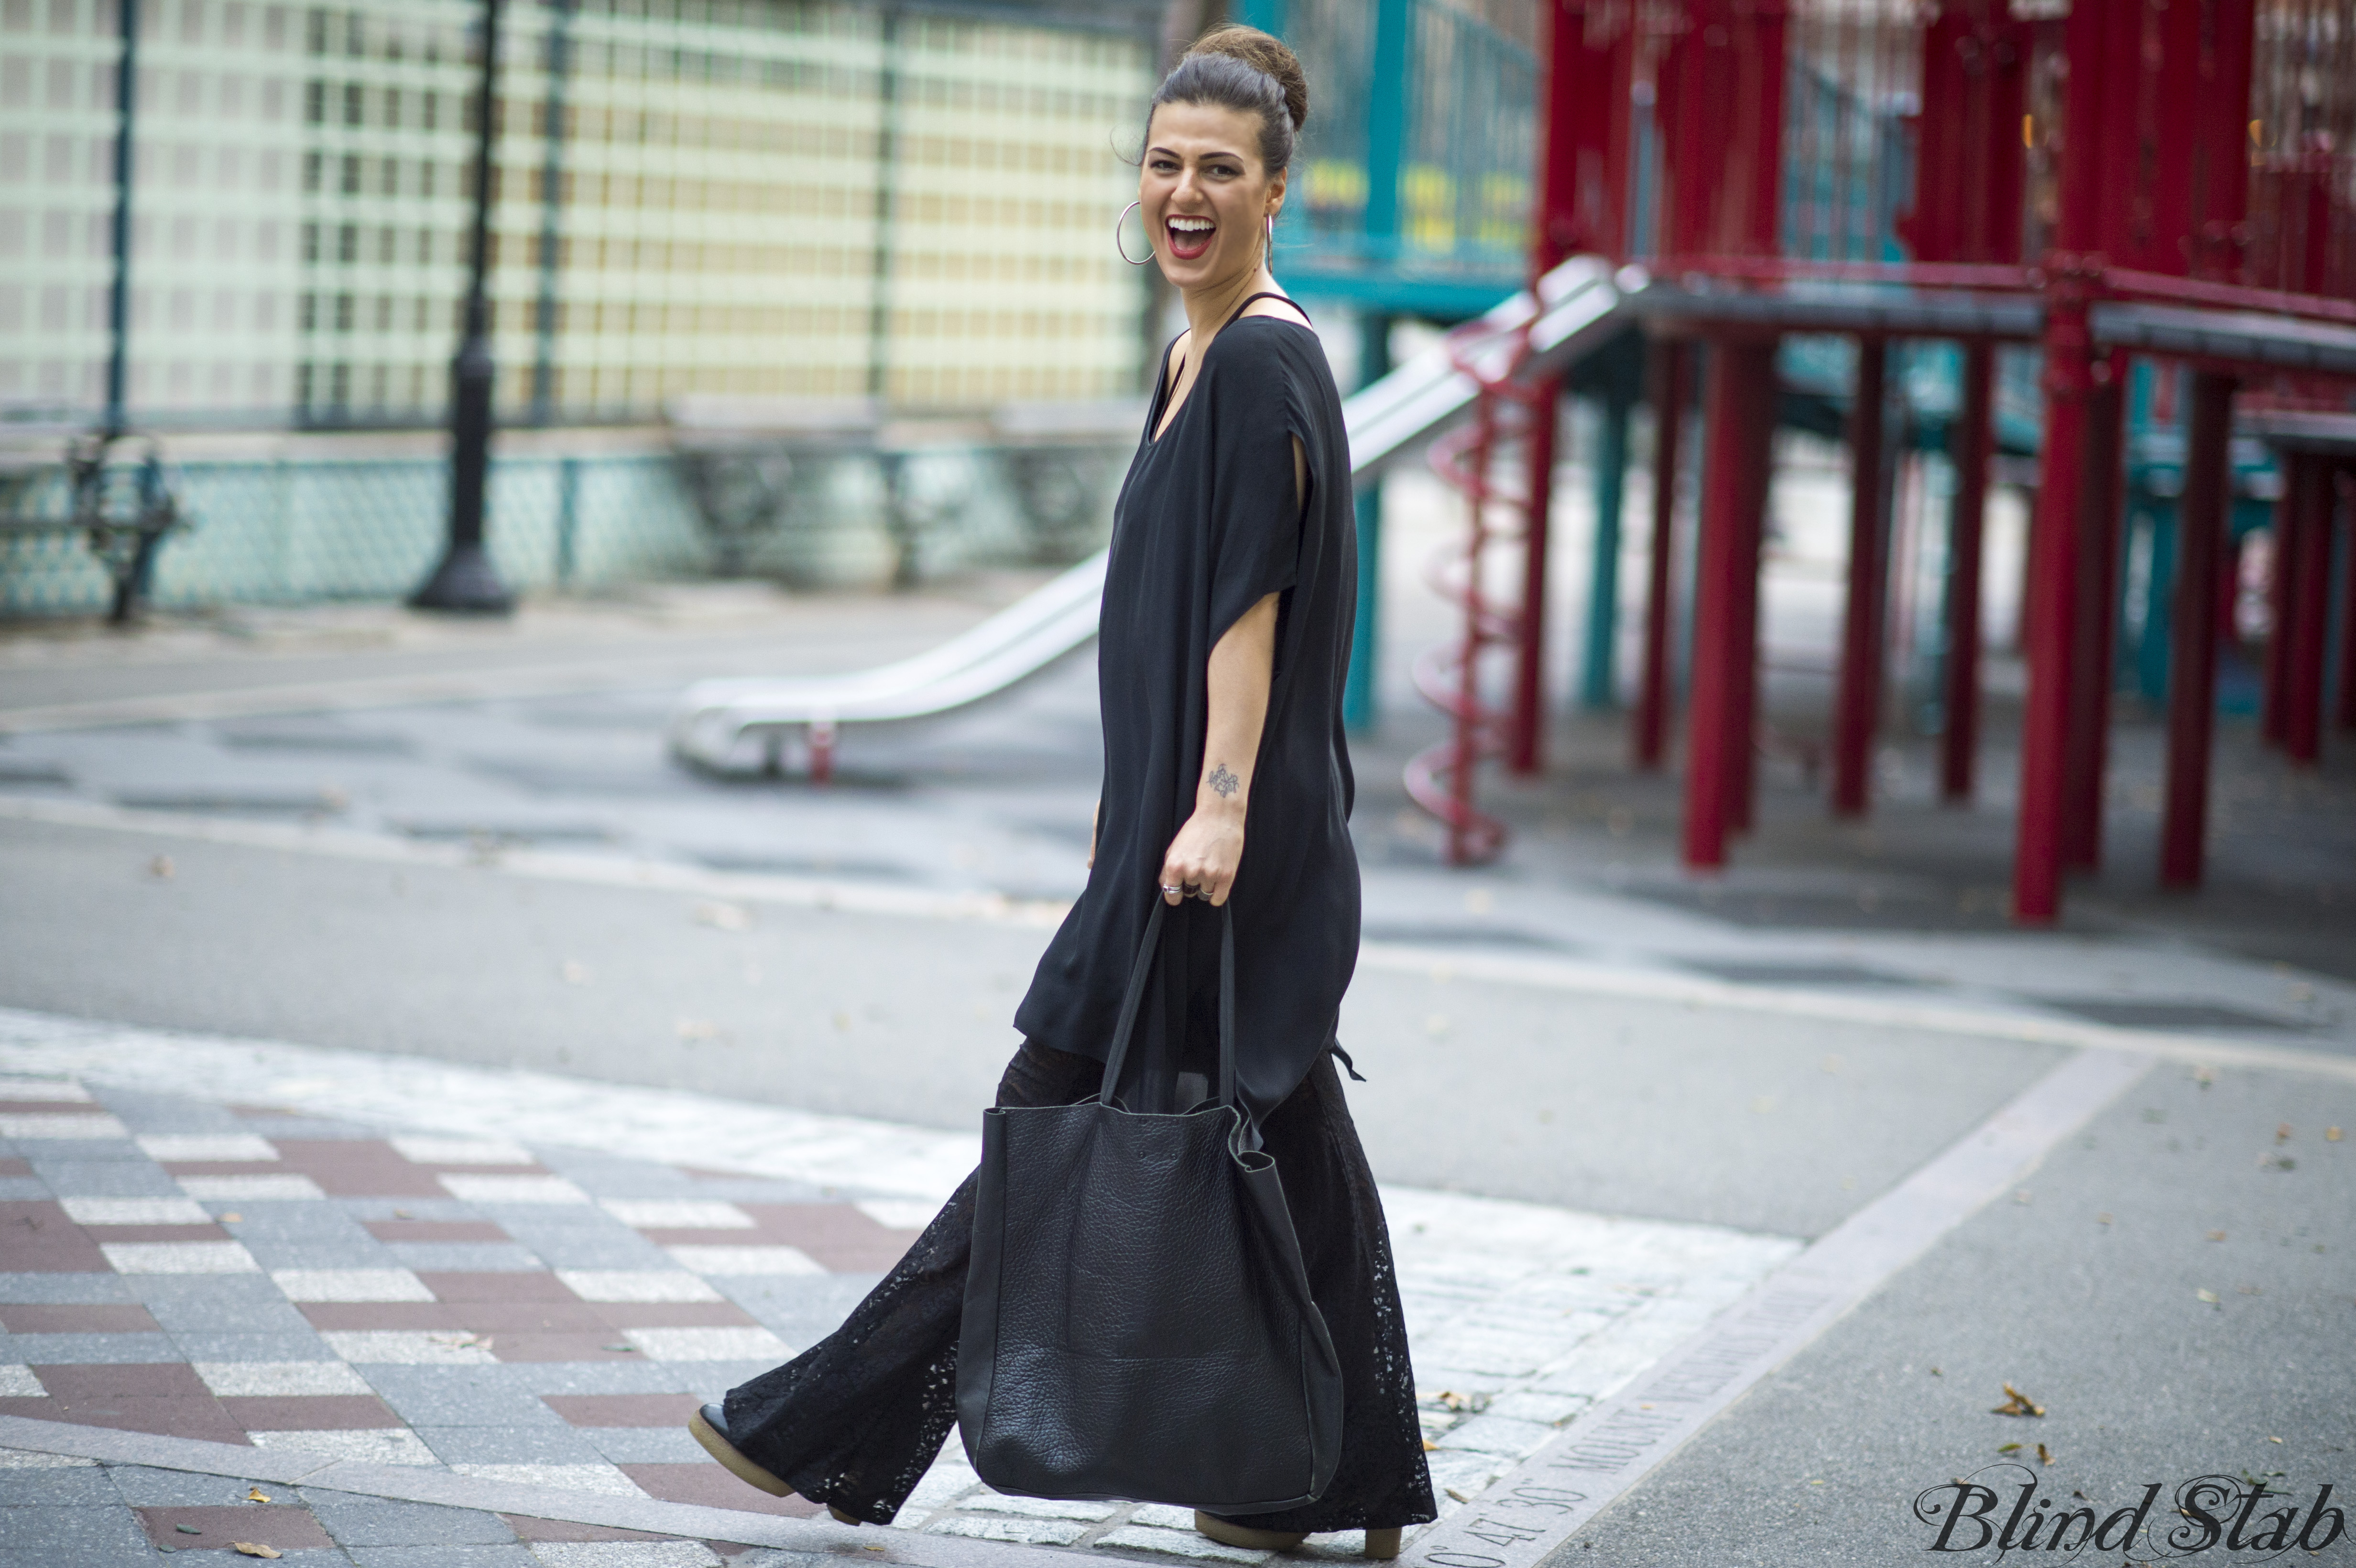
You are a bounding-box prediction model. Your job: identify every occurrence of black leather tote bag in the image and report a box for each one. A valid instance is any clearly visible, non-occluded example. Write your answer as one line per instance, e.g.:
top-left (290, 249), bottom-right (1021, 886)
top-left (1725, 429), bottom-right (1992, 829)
top-left (956, 898), bottom-right (1343, 1513)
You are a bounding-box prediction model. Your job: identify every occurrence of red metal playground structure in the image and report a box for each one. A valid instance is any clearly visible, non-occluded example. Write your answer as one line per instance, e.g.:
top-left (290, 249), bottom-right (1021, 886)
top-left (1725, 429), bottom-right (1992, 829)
top-left (1402, 0), bottom-right (2356, 925)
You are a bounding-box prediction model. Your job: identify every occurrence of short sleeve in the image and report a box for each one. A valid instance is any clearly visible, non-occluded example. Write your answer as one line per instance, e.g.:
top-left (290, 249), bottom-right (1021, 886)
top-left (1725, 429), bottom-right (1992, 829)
top-left (1201, 336), bottom-right (1310, 643)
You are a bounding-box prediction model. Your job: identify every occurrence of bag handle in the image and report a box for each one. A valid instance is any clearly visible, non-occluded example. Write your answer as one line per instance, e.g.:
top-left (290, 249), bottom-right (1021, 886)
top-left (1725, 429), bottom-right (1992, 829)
top-left (1098, 895), bottom-right (1237, 1111)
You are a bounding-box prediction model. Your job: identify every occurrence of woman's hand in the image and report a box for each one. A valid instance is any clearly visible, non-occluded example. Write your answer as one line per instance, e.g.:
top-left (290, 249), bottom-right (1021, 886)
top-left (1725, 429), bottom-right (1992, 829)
top-left (1161, 803), bottom-right (1244, 905)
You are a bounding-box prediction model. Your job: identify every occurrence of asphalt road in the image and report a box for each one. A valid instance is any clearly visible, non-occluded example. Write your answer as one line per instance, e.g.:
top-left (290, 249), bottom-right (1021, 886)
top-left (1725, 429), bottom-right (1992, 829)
top-left (1564, 1057), bottom-right (2356, 1566)
top-left (0, 815), bottom-right (2067, 1240)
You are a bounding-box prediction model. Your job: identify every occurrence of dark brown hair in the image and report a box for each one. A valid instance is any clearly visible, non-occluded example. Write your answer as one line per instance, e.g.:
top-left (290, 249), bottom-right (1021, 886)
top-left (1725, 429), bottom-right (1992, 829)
top-left (1146, 24), bottom-right (1311, 175)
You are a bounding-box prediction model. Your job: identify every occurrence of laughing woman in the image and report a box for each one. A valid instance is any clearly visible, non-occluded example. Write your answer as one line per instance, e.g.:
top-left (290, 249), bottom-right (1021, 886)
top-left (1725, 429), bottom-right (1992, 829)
top-left (687, 25), bottom-right (1435, 1556)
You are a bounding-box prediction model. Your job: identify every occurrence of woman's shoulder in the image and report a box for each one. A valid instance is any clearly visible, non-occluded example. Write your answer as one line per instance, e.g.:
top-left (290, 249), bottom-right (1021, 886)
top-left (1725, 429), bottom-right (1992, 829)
top-left (1205, 316), bottom-right (1332, 397)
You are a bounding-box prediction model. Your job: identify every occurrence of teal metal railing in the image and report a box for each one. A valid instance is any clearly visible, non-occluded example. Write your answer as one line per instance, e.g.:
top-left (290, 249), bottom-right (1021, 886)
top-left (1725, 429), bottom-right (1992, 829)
top-left (1247, 0), bottom-right (1537, 319)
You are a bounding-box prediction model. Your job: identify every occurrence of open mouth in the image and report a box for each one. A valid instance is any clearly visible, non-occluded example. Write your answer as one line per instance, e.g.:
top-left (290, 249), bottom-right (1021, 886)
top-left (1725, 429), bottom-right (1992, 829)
top-left (1165, 214), bottom-right (1214, 261)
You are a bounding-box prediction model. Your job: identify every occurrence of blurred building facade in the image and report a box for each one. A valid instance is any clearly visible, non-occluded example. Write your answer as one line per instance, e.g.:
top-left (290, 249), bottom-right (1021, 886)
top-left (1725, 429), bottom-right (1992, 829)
top-left (0, 0), bottom-right (1158, 429)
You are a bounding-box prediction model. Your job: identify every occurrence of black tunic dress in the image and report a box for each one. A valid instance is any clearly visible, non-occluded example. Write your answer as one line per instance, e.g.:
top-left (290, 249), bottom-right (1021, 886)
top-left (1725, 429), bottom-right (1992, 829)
top-left (1014, 308), bottom-right (1361, 1126)
top-left (718, 305), bottom-right (1435, 1538)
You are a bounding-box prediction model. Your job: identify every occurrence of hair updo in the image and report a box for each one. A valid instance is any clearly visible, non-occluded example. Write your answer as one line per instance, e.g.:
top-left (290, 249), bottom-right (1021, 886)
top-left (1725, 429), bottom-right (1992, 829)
top-left (1147, 24), bottom-right (1311, 176)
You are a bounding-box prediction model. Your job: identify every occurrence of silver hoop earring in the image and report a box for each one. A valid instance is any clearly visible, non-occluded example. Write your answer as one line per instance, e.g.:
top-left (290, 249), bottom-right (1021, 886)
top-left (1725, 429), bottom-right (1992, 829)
top-left (1115, 201), bottom-right (1150, 267)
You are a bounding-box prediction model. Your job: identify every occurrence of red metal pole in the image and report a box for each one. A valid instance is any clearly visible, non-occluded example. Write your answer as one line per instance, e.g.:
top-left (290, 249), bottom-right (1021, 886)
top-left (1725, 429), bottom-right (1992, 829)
top-left (1682, 339), bottom-right (1760, 870)
top-left (1727, 347), bottom-right (1775, 837)
top-left (1634, 339), bottom-right (1688, 771)
top-left (2161, 371), bottom-right (2234, 890)
top-left (2061, 366), bottom-right (2126, 871)
top-left (2283, 452), bottom-right (2334, 764)
top-left (1510, 378), bottom-right (1562, 775)
top-left (1941, 342), bottom-right (1993, 803)
top-left (2338, 466), bottom-right (2356, 732)
top-left (2014, 283), bottom-right (2093, 926)
top-left (1832, 337), bottom-right (1889, 817)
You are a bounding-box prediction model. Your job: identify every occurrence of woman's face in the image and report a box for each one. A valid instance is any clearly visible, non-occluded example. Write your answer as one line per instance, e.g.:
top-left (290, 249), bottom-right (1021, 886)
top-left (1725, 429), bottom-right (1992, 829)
top-left (1139, 99), bottom-right (1286, 291)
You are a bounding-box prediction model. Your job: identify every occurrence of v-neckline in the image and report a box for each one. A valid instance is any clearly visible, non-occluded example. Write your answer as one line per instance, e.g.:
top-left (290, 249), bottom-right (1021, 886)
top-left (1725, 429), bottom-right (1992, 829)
top-left (1147, 293), bottom-right (1311, 447)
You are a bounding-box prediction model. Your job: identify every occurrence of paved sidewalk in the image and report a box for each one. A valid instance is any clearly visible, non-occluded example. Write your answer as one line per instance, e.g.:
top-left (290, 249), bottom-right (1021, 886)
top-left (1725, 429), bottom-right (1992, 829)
top-left (0, 1009), bottom-right (1796, 1566)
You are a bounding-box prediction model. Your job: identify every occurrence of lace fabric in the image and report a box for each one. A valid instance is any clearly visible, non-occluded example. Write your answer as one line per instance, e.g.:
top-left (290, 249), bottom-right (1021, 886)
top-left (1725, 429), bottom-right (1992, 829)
top-left (721, 1040), bottom-right (1436, 1533)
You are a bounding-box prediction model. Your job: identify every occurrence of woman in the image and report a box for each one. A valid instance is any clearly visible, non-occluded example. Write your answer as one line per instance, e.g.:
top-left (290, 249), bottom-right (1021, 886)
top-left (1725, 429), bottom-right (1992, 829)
top-left (688, 26), bottom-right (1436, 1557)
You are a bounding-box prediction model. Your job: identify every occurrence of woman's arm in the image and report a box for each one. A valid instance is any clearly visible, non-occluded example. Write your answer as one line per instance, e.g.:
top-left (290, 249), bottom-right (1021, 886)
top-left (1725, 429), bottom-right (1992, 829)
top-left (1156, 437), bottom-right (1306, 907)
top-left (1159, 590), bottom-right (1279, 906)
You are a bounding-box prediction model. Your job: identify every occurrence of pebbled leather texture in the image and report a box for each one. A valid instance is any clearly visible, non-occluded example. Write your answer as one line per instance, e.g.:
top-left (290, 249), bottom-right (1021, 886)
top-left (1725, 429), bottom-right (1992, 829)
top-left (957, 901), bottom-right (1343, 1513)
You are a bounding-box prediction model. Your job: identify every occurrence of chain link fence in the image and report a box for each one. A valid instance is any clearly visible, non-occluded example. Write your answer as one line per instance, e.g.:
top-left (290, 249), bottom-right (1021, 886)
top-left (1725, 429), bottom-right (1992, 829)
top-left (0, 437), bottom-right (1124, 618)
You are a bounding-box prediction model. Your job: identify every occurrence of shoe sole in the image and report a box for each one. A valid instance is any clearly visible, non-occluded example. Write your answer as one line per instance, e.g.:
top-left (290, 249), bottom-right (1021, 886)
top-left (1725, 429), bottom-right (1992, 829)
top-left (1193, 1512), bottom-right (1308, 1553)
top-left (1192, 1513), bottom-right (1402, 1559)
top-left (687, 1408), bottom-right (794, 1499)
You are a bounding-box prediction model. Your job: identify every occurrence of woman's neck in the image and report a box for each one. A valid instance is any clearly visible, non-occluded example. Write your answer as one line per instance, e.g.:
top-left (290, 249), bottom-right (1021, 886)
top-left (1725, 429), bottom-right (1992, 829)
top-left (1179, 265), bottom-right (1282, 356)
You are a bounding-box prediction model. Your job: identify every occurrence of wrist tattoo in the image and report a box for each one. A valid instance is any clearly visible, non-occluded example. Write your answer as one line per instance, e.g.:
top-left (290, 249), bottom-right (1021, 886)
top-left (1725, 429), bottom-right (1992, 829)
top-left (1207, 762), bottom-right (1240, 799)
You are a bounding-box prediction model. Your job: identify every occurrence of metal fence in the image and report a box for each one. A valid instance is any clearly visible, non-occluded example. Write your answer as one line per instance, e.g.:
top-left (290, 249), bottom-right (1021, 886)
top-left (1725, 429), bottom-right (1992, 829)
top-left (0, 441), bottom-right (1114, 617)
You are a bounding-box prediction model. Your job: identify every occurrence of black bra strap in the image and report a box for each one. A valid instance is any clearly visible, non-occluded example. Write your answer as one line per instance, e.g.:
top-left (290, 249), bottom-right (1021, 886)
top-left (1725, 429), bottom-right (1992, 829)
top-left (1221, 289), bottom-right (1310, 330)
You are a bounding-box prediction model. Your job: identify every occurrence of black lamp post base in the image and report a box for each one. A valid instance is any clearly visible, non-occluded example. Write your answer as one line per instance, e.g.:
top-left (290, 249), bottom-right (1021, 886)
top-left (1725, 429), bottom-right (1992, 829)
top-left (409, 543), bottom-right (513, 614)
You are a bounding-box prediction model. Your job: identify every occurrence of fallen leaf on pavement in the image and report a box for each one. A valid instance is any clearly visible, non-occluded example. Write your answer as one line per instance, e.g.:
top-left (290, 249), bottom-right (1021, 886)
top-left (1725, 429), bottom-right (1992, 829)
top-left (1991, 1383), bottom-right (2045, 1417)
top-left (2096, 1213), bottom-right (2113, 1224)
top-left (1996, 1443), bottom-right (2021, 1454)
top-left (2196, 1288), bottom-right (2220, 1305)
top-left (2206, 1230), bottom-right (2227, 1241)
top-left (176, 1524), bottom-right (203, 1534)
top-left (2277, 1123), bottom-right (2293, 1143)
top-left (220, 1212), bottom-right (242, 1223)
top-left (2269, 1437), bottom-right (2285, 1444)
top-left (1446, 1487), bottom-right (1474, 1503)
top-left (2328, 1127), bottom-right (2343, 1142)
top-left (246, 1489), bottom-right (270, 1503)
top-left (1422, 1439), bottom-right (1439, 1452)
top-left (232, 1546), bottom-right (282, 1560)
top-left (150, 856), bottom-right (175, 879)
top-left (2037, 1444), bottom-right (2054, 1466)
top-left (602, 1343), bottom-right (638, 1352)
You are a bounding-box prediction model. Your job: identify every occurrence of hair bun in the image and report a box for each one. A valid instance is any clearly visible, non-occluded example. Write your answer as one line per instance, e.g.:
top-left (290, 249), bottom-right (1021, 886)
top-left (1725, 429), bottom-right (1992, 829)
top-left (1185, 23), bottom-right (1309, 132)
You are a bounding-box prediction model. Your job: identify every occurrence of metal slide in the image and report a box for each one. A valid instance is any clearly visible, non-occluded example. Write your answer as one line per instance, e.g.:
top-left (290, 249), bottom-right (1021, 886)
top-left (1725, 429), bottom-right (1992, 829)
top-left (667, 258), bottom-right (1629, 776)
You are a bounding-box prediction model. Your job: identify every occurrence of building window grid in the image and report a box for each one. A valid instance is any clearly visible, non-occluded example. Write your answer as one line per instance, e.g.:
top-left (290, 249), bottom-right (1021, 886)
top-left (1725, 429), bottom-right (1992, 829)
top-left (3, 0), bottom-right (1148, 425)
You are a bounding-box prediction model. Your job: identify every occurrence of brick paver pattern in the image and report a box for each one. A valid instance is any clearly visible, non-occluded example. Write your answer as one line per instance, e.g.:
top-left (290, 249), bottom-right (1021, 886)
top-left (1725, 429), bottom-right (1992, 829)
top-left (0, 1067), bottom-right (1794, 1563)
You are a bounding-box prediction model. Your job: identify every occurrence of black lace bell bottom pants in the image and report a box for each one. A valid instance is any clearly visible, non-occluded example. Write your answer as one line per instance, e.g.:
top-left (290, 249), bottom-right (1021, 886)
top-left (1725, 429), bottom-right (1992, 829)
top-left (720, 1040), bottom-right (1438, 1533)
